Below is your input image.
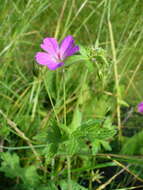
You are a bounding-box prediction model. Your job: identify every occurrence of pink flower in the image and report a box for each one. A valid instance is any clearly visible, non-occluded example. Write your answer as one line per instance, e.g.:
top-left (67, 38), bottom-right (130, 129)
top-left (138, 102), bottom-right (143, 113)
top-left (35, 35), bottom-right (79, 70)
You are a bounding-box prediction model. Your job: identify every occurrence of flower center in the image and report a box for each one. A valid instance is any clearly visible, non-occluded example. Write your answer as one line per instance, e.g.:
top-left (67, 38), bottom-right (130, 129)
top-left (55, 52), bottom-right (63, 62)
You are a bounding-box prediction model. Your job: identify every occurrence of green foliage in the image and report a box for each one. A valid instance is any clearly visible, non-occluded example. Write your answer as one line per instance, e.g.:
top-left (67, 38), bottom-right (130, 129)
top-left (0, 152), bottom-right (40, 188)
top-left (59, 180), bottom-right (88, 190)
top-left (0, 0), bottom-right (143, 189)
top-left (71, 108), bottom-right (82, 131)
top-left (0, 152), bottom-right (21, 179)
top-left (0, 123), bottom-right (10, 138)
top-left (73, 117), bottom-right (116, 141)
top-left (121, 130), bottom-right (143, 155)
top-left (42, 117), bottom-right (117, 156)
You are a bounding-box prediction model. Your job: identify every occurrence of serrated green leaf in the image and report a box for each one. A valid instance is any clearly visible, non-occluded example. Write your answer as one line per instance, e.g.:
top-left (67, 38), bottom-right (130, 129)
top-left (72, 118), bottom-right (116, 141)
top-left (0, 152), bottom-right (21, 179)
top-left (47, 125), bottom-right (62, 144)
top-left (0, 152), bottom-right (40, 187)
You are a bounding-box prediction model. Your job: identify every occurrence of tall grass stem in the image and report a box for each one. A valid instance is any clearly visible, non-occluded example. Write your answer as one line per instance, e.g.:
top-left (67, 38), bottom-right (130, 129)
top-left (63, 68), bottom-right (72, 190)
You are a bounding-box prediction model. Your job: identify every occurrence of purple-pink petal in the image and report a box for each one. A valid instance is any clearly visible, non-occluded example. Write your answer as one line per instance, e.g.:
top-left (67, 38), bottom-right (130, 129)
top-left (40, 38), bottom-right (59, 57)
top-left (138, 102), bottom-right (143, 113)
top-left (64, 45), bottom-right (79, 57)
top-left (60, 35), bottom-right (74, 59)
top-left (47, 62), bottom-right (64, 70)
top-left (35, 35), bottom-right (79, 70)
top-left (35, 52), bottom-right (63, 70)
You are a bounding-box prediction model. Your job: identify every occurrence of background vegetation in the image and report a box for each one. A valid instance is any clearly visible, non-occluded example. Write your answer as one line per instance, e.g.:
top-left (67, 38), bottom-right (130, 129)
top-left (0, 0), bottom-right (143, 189)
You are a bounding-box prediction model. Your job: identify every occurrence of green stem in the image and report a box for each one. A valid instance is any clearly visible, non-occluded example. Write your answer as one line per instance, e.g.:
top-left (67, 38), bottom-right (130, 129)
top-left (62, 68), bottom-right (72, 190)
top-left (67, 155), bottom-right (72, 190)
top-left (44, 69), bottom-right (60, 126)
top-left (63, 68), bottom-right (66, 125)
top-left (108, 1), bottom-right (122, 140)
top-left (51, 158), bottom-right (55, 180)
top-left (46, 88), bottom-right (60, 125)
